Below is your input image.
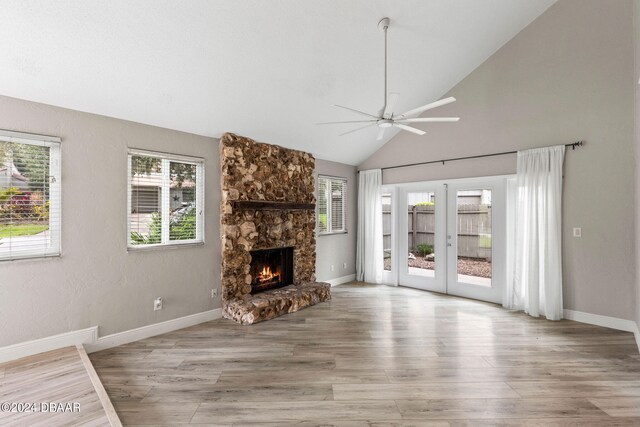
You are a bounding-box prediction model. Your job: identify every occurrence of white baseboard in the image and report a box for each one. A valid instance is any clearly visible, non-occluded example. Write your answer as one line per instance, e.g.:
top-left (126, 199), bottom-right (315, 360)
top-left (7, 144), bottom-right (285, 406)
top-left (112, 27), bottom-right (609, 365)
top-left (0, 326), bottom-right (98, 364)
top-left (321, 274), bottom-right (356, 287)
top-left (0, 309), bottom-right (223, 363)
top-left (85, 308), bottom-right (223, 353)
top-left (563, 310), bottom-right (640, 354)
top-left (563, 309), bottom-right (638, 332)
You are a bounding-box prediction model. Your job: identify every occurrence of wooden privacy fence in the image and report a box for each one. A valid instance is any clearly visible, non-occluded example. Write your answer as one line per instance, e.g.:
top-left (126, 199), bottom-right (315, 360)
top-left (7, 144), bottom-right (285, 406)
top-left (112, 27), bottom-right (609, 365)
top-left (382, 204), bottom-right (492, 260)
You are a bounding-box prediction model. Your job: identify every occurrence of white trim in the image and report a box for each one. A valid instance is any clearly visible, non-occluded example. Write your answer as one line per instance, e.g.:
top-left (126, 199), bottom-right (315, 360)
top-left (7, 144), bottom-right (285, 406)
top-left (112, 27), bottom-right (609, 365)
top-left (126, 150), bottom-right (132, 246)
top-left (0, 326), bottom-right (98, 364)
top-left (85, 308), bottom-right (222, 353)
top-left (161, 158), bottom-right (170, 243)
top-left (317, 175), bottom-right (347, 234)
top-left (381, 185), bottom-right (398, 286)
top-left (128, 147), bottom-right (204, 164)
top-left (321, 274), bottom-right (356, 287)
top-left (127, 241), bottom-right (205, 252)
top-left (127, 150), bottom-right (205, 249)
top-left (0, 129), bottom-right (61, 143)
top-left (76, 345), bottom-right (123, 427)
top-left (49, 141), bottom-right (62, 255)
top-left (634, 322), bottom-right (640, 354)
top-left (0, 309), bottom-right (223, 363)
top-left (0, 137), bottom-right (62, 261)
top-left (195, 162), bottom-right (205, 242)
top-left (563, 309), bottom-right (638, 333)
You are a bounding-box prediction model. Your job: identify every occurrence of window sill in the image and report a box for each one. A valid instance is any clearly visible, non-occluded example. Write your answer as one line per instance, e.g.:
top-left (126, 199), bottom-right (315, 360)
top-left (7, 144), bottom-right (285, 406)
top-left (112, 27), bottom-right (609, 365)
top-left (127, 241), bottom-right (204, 252)
top-left (318, 231), bottom-right (348, 236)
top-left (0, 252), bottom-right (61, 262)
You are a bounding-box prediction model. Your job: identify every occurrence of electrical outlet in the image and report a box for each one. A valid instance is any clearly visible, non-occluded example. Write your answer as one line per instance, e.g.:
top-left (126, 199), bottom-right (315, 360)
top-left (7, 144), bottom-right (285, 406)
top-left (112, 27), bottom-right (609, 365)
top-left (154, 297), bottom-right (163, 311)
top-left (343, 262), bottom-right (347, 269)
top-left (330, 265), bottom-right (335, 272)
top-left (573, 227), bottom-right (582, 238)
top-left (211, 288), bottom-right (218, 298)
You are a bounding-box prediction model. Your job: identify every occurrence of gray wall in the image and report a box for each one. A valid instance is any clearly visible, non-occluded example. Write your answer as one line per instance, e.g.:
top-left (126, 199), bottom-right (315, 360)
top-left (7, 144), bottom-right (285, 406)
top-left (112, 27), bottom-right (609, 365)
top-left (0, 94), bottom-right (356, 347)
top-left (634, 0), bottom-right (640, 331)
top-left (314, 159), bottom-right (357, 282)
top-left (360, 0), bottom-right (636, 320)
top-left (0, 95), bottom-right (221, 347)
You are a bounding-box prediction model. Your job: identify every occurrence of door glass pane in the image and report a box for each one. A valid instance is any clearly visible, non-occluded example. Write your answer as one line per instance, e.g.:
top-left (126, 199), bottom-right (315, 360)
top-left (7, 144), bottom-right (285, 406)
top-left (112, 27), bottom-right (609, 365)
top-left (456, 189), bottom-right (492, 286)
top-left (407, 192), bottom-right (435, 277)
top-left (382, 193), bottom-right (392, 271)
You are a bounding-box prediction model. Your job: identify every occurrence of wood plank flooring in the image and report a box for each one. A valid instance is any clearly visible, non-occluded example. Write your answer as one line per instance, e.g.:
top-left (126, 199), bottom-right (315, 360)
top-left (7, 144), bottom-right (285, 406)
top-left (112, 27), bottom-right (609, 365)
top-left (0, 346), bottom-right (113, 426)
top-left (90, 283), bottom-right (640, 426)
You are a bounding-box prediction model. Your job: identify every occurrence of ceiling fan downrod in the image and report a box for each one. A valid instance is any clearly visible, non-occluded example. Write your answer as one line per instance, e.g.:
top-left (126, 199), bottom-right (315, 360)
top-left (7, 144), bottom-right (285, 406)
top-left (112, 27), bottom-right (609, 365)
top-left (378, 17), bottom-right (390, 115)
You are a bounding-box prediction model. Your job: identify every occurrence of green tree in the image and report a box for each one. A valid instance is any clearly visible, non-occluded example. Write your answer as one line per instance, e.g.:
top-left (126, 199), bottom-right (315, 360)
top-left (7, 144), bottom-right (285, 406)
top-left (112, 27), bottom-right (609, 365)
top-left (130, 208), bottom-right (196, 244)
top-left (130, 212), bottom-right (162, 244)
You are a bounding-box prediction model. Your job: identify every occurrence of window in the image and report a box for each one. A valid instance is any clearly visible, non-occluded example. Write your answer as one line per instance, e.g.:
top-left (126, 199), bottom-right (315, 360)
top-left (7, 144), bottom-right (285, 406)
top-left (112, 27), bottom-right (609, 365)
top-left (0, 130), bottom-right (61, 261)
top-left (128, 149), bottom-right (204, 249)
top-left (317, 175), bottom-right (347, 234)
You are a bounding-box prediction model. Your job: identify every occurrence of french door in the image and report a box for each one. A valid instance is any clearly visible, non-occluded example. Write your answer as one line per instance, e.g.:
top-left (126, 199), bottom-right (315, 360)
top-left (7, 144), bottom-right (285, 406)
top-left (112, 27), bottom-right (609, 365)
top-left (396, 183), bottom-right (446, 293)
top-left (383, 176), bottom-right (507, 304)
top-left (445, 177), bottom-right (506, 303)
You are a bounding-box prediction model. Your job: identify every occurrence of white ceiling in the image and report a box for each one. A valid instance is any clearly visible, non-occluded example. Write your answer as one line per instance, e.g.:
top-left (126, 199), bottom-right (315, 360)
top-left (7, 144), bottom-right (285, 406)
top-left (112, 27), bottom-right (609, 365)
top-left (0, 0), bottom-right (555, 165)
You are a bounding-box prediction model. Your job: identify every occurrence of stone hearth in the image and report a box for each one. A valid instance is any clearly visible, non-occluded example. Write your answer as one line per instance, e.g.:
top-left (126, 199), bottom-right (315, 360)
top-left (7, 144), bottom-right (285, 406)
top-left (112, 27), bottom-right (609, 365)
top-left (226, 283), bottom-right (331, 325)
top-left (220, 133), bottom-right (331, 324)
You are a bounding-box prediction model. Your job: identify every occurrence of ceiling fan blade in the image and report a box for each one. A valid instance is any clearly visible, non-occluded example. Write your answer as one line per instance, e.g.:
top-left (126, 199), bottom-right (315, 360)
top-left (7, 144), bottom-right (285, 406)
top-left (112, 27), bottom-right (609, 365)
top-left (396, 117), bottom-right (460, 123)
top-left (383, 92), bottom-right (400, 119)
top-left (339, 123), bottom-right (377, 136)
top-left (393, 123), bottom-right (426, 136)
top-left (317, 120), bottom-right (377, 125)
top-left (398, 97), bottom-right (456, 118)
top-left (332, 104), bottom-right (379, 119)
top-left (377, 127), bottom-right (386, 141)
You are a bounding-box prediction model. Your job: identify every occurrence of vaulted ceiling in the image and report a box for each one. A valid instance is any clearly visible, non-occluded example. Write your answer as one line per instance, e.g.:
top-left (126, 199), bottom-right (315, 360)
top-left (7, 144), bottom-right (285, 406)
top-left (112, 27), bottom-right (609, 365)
top-left (0, 0), bottom-right (555, 164)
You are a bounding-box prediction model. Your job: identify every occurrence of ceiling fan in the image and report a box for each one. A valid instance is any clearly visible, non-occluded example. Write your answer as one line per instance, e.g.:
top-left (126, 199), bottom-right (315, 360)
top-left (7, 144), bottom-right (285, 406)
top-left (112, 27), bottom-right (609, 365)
top-left (319, 17), bottom-right (459, 140)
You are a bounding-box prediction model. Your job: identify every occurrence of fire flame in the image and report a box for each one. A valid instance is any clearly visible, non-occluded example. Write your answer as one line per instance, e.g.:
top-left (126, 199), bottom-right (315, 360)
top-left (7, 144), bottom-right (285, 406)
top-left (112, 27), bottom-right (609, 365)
top-left (257, 265), bottom-right (279, 283)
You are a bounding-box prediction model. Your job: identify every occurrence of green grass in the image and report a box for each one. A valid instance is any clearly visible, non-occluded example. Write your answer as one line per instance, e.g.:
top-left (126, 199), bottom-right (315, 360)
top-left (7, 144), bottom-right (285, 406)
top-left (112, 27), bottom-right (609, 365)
top-left (0, 223), bottom-right (49, 239)
top-left (318, 213), bottom-right (327, 231)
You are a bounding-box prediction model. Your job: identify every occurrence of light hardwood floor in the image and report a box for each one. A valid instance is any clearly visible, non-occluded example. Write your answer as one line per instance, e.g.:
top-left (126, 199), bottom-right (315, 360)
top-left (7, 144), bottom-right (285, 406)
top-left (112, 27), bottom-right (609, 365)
top-left (0, 346), bottom-right (113, 426)
top-left (90, 283), bottom-right (640, 426)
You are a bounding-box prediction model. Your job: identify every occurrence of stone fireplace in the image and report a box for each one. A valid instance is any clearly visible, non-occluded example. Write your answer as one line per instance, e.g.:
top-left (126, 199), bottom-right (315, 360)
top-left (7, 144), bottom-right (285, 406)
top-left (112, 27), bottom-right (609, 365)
top-left (220, 133), bottom-right (331, 324)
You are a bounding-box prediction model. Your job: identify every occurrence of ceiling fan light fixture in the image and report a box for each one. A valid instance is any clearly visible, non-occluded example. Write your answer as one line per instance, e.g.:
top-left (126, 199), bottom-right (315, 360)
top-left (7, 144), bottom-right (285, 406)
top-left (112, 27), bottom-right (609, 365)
top-left (377, 119), bottom-right (393, 128)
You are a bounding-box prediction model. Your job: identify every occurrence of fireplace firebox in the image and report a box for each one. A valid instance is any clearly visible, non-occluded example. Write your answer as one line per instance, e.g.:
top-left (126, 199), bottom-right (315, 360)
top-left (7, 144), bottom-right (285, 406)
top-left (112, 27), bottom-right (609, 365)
top-left (249, 247), bottom-right (294, 294)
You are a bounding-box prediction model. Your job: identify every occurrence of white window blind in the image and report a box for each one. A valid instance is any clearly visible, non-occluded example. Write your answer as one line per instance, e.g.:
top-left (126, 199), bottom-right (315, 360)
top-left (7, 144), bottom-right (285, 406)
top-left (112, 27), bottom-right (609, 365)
top-left (317, 175), bottom-right (347, 234)
top-left (0, 131), bottom-right (61, 261)
top-left (127, 149), bottom-right (204, 249)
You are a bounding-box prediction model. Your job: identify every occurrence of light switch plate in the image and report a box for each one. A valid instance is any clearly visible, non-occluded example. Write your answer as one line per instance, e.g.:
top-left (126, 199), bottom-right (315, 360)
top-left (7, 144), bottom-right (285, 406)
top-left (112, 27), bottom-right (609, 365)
top-left (573, 227), bottom-right (582, 238)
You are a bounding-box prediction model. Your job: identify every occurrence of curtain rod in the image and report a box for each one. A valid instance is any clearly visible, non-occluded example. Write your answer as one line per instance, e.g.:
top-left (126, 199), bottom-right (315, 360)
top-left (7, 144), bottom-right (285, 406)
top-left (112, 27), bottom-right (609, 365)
top-left (377, 141), bottom-right (584, 172)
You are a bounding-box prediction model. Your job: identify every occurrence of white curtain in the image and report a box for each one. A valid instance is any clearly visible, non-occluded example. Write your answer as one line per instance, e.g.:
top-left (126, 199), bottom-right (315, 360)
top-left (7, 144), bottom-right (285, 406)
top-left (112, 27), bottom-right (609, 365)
top-left (356, 169), bottom-right (383, 283)
top-left (505, 145), bottom-right (565, 320)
